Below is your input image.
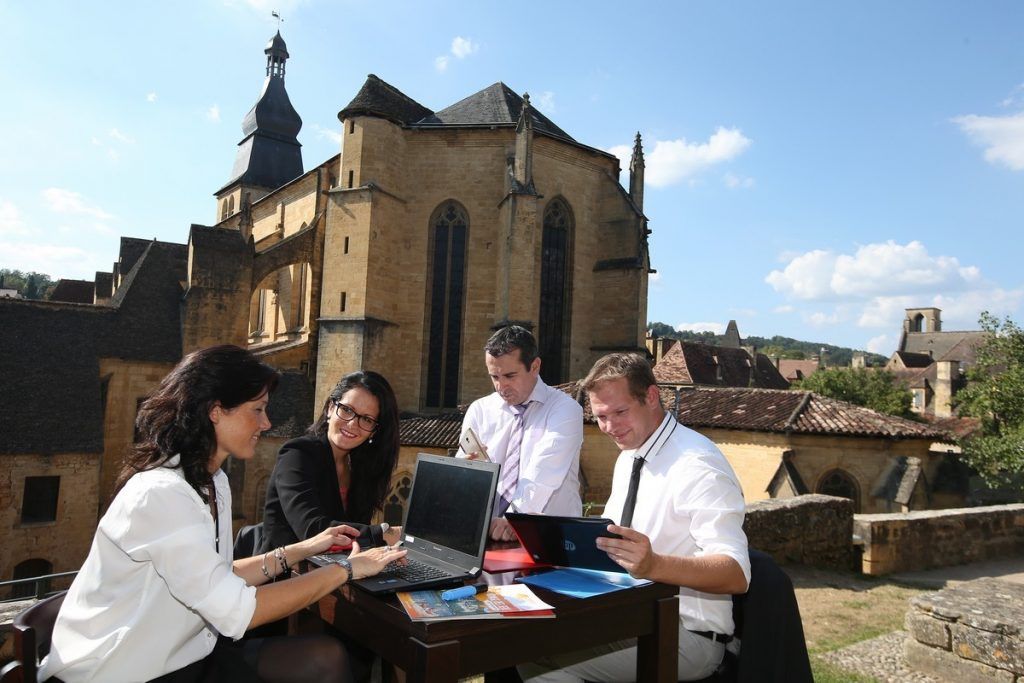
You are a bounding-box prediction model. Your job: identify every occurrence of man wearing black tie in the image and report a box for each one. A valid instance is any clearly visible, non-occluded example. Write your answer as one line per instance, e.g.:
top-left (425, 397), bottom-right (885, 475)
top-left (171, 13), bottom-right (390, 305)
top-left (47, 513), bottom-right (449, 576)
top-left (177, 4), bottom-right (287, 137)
top-left (460, 325), bottom-right (583, 541)
top-left (523, 352), bottom-right (749, 683)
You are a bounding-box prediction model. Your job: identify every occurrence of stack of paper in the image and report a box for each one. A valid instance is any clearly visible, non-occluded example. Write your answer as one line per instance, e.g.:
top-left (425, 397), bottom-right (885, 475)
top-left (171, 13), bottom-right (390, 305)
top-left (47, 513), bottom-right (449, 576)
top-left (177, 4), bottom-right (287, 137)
top-left (397, 584), bottom-right (555, 621)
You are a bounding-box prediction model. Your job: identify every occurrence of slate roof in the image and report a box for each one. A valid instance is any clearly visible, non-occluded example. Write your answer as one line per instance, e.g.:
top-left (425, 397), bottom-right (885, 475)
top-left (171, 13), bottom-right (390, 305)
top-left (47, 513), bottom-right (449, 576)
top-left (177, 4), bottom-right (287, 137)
top-left (338, 74), bottom-right (434, 126)
top-left (653, 342), bottom-right (790, 390)
top-left (0, 239), bottom-right (186, 455)
top-left (892, 351), bottom-right (934, 368)
top-left (902, 331), bottom-right (988, 362)
top-left (399, 413), bottom-right (464, 449)
top-left (338, 76), bottom-right (578, 144)
top-left (416, 82), bottom-right (574, 140)
top-left (49, 279), bottom-right (95, 304)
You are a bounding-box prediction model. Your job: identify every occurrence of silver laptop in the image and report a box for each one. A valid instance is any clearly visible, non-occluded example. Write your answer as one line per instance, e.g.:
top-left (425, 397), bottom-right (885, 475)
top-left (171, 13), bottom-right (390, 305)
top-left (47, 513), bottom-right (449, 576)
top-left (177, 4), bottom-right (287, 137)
top-left (310, 453), bottom-right (499, 595)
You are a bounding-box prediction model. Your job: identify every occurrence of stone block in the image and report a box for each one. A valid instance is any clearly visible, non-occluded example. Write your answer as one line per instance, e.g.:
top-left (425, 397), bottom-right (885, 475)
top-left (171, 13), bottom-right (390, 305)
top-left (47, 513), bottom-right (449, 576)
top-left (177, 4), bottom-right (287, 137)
top-left (905, 610), bottom-right (951, 650)
top-left (952, 623), bottom-right (1024, 674)
top-left (904, 639), bottom-right (1015, 683)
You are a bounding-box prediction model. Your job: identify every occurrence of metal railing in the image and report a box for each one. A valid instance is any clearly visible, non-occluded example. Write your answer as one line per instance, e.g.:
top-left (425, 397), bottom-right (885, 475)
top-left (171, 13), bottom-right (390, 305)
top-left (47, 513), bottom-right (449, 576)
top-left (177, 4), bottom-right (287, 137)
top-left (0, 571), bottom-right (78, 603)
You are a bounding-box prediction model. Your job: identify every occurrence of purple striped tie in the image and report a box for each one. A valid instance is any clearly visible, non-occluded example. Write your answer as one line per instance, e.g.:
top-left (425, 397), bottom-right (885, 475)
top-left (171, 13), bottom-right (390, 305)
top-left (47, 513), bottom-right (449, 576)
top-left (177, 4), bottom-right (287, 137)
top-left (496, 401), bottom-right (530, 516)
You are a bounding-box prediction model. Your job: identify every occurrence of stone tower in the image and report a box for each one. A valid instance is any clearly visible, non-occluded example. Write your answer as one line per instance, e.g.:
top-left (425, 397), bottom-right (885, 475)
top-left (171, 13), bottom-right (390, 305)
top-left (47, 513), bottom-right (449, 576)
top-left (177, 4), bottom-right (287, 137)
top-left (215, 31), bottom-right (304, 224)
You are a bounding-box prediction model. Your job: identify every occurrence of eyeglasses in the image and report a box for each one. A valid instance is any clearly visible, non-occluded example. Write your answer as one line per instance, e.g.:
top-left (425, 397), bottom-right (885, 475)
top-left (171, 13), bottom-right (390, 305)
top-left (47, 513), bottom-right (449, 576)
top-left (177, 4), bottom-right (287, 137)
top-left (332, 400), bottom-right (379, 432)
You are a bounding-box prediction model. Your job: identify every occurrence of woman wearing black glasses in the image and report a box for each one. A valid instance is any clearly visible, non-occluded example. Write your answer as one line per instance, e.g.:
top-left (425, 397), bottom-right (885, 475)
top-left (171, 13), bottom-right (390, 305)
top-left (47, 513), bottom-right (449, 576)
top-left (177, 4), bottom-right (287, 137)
top-left (261, 370), bottom-right (402, 556)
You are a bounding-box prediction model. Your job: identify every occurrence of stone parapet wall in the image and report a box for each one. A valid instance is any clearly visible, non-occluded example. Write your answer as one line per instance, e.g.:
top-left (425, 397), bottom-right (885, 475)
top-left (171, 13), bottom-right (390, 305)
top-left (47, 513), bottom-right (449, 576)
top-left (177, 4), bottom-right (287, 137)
top-left (743, 494), bottom-right (855, 570)
top-left (905, 578), bottom-right (1024, 682)
top-left (855, 504), bottom-right (1024, 576)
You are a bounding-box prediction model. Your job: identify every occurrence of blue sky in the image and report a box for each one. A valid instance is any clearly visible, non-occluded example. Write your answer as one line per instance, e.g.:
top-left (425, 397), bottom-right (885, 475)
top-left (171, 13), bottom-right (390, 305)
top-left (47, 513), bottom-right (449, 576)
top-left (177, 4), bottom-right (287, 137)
top-left (2, 1), bottom-right (1022, 354)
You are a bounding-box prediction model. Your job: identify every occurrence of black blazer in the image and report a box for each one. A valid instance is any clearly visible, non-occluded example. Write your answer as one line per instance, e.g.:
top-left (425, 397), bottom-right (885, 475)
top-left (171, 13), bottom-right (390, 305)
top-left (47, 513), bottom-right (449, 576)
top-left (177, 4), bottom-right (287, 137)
top-left (259, 434), bottom-right (386, 553)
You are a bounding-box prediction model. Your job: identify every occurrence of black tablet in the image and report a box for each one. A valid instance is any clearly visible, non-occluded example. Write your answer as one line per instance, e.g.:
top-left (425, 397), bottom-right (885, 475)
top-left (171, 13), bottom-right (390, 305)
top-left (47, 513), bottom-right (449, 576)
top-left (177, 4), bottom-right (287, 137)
top-left (504, 513), bottom-right (626, 573)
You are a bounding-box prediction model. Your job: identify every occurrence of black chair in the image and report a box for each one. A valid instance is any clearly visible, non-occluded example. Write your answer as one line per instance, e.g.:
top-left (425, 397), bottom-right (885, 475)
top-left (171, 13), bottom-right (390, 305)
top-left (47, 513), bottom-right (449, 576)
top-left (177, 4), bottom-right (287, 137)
top-left (1, 591), bottom-right (67, 683)
top-left (726, 549), bottom-right (813, 682)
top-left (233, 522), bottom-right (264, 560)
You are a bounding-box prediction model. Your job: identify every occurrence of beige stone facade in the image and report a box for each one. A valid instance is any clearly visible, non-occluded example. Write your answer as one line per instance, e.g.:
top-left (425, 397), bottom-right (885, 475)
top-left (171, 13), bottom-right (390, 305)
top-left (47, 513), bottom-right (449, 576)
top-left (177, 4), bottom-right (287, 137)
top-left (1, 454), bottom-right (98, 596)
top-left (210, 77), bottom-right (649, 418)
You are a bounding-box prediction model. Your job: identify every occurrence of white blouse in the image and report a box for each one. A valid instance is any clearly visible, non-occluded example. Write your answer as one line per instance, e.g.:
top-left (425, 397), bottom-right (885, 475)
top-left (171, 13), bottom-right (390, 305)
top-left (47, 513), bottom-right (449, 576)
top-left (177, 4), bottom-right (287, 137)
top-left (40, 457), bottom-right (258, 683)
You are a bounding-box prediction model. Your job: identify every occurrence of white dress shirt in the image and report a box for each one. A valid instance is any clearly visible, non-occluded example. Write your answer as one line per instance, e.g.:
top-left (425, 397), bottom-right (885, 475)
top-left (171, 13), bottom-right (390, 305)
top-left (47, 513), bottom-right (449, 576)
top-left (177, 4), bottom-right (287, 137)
top-left (40, 457), bottom-right (258, 683)
top-left (604, 412), bottom-right (750, 636)
top-left (462, 378), bottom-right (583, 516)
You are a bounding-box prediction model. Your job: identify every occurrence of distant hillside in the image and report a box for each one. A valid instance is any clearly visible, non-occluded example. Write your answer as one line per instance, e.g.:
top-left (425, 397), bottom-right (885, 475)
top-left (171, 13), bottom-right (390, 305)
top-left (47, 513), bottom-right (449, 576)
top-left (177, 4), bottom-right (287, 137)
top-left (646, 322), bottom-right (889, 367)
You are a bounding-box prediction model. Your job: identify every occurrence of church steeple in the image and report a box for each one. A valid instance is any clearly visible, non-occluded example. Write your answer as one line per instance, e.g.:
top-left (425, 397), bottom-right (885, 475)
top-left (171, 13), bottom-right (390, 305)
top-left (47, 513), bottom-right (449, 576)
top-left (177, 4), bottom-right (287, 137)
top-left (629, 132), bottom-right (645, 212)
top-left (265, 31), bottom-right (288, 78)
top-left (217, 31), bottom-right (304, 199)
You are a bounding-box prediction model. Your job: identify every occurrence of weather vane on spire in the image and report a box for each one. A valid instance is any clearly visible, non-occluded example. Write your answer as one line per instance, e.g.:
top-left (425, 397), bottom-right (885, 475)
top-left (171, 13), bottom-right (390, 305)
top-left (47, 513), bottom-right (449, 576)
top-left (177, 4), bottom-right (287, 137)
top-left (271, 10), bottom-right (283, 28)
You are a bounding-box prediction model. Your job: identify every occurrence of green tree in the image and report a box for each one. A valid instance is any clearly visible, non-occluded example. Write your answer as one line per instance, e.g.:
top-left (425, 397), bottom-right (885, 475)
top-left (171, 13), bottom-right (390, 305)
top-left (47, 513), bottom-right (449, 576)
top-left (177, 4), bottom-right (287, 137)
top-left (0, 268), bottom-right (56, 299)
top-left (954, 312), bottom-right (1024, 488)
top-left (795, 367), bottom-right (914, 418)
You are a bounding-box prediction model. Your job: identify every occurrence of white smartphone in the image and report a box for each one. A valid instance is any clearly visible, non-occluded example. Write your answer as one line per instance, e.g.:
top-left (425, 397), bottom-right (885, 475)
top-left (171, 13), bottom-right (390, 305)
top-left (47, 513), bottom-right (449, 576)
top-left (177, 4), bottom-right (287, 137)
top-left (459, 426), bottom-right (490, 461)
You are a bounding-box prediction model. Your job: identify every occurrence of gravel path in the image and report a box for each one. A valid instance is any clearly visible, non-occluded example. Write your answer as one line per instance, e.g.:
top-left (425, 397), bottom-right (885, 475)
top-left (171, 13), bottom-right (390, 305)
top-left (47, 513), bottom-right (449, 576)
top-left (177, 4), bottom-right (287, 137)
top-left (821, 631), bottom-right (941, 683)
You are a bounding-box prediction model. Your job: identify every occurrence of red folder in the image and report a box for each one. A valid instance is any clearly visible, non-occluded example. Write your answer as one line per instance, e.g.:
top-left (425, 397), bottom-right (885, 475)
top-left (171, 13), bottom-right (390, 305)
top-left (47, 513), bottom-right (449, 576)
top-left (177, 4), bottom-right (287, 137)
top-left (483, 546), bottom-right (552, 573)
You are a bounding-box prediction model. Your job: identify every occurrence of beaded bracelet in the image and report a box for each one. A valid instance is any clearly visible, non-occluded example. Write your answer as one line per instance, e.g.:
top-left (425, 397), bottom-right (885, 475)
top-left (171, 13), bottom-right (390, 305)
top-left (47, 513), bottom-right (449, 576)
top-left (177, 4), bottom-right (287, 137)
top-left (273, 546), bottom-right (290, 575)
top-left (279, 546), bottom-right (291, 573)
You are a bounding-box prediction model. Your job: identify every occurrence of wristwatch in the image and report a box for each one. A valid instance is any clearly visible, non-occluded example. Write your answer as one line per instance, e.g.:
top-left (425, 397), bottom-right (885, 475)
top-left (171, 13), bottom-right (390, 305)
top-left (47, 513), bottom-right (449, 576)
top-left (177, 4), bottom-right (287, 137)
top-left (335, 557), bottom-right (354, 583)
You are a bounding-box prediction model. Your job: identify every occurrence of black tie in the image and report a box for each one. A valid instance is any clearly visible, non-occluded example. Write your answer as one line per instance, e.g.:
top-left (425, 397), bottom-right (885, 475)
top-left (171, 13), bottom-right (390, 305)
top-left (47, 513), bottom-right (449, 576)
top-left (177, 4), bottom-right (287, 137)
top-left (620, 456), bottom-right (645, 528)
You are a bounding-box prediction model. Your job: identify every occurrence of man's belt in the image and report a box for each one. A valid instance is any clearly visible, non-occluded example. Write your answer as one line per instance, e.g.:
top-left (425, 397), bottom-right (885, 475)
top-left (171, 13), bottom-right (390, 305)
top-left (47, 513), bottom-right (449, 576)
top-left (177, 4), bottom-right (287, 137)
top-left (690, 630), bottom-right (734, 644)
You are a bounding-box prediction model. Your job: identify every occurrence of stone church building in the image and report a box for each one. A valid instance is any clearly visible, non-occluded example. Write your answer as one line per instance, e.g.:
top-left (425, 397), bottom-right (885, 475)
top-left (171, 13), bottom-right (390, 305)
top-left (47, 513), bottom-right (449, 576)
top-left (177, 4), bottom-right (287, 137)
top-left (202, 31), bottom-right (651, 413)
top-left (0, 31), bottom-right (651, 592)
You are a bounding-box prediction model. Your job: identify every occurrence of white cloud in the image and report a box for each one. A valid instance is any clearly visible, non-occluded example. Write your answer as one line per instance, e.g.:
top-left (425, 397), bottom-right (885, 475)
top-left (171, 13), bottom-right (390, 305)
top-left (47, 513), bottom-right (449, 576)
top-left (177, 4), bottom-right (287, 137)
top-left (866, 334), bottom-right (892, 354)
top-left (806, 311), bottom-right (840, 326)
top-left (766, 239), bottom-right (1023, 336)
top-left (451, 36), bottom-right (478, 59)
top-left (765, 249), bottom-right (836, 300)
top-left (952, 111), bottom-right (1024, 170)
top-left (766, 241), bottom-right (980, 301)
top-left (724, 172), bottom-right (755, 189)
top-left (609, 127), bottom-right (751, 188)
top-left (207, 105), bottom-right (221, 122)
top-left (41, 188), bottom-right (114, 221)
top-left (0, 199), bottom-right (27, 237)
top-left (676, 321), bottom-right (725, 334)
top-left (436, 36), bottom-right (478, 73)
top-left (534, 91), bottom-right (556, 114)
top-left (0, 241), bottom-right (102, 279)
top-left (146, 92), bottom-right (157, 103)
top-left (773, 304), bottom-right (795, 314)
top-left (109, 128), bottom-right (135, 144)
top-left (313, 124), bottom-right (342, 145)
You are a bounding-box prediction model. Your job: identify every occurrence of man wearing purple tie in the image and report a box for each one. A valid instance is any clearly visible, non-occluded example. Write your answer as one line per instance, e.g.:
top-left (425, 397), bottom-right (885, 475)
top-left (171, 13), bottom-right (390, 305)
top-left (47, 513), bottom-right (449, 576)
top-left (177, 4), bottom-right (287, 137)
top-left (460, 325), bottom-right (583, 541)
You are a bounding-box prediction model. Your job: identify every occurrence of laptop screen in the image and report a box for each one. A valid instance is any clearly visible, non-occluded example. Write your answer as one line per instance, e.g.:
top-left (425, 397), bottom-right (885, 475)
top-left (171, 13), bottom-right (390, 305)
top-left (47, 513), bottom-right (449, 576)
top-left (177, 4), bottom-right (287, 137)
top-left (403, 456), bottom-right (496, 557)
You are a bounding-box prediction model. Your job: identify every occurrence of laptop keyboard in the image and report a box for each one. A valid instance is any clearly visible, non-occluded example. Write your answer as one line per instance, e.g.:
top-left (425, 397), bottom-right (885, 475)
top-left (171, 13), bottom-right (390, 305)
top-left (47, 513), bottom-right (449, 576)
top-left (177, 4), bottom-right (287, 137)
top-left (376, 557), bottom-right (452, 582)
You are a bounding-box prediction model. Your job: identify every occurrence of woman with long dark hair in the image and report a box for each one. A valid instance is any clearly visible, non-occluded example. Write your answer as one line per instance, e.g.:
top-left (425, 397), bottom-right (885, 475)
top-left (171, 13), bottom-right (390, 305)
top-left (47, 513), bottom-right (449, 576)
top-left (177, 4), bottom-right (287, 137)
top-left (261, 371), bottom-right (402, 553)
top-left (41, 346), bottom-right (405, 683)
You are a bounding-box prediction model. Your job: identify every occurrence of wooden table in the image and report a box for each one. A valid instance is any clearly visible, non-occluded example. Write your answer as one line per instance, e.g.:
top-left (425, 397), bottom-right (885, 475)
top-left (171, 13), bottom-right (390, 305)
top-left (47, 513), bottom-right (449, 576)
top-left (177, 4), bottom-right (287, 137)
top-left (310, 576), bottom-right (679, 682)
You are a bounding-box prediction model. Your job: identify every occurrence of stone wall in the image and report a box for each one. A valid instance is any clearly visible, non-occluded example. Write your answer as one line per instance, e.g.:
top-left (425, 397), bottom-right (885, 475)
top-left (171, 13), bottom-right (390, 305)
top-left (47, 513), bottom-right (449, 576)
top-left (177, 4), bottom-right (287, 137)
top-left (855, 504), bottom-right (1024, 576)
top-left (905, 578), bottom-right (1024, 682)
top-left (742, 494), bottom-right (855, 570)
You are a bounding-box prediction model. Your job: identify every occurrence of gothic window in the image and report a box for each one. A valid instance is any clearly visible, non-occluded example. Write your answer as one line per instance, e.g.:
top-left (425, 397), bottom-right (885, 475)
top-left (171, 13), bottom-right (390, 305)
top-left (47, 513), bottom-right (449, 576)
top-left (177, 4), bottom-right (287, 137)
top-left (816, 468), bottom-right (860, 512)
top-left (228, 196), bottom-right (235, 216)
top-left (539, 198), bottom-right (573, 384)
top-left (425, 201), bottom-right (468, 408)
